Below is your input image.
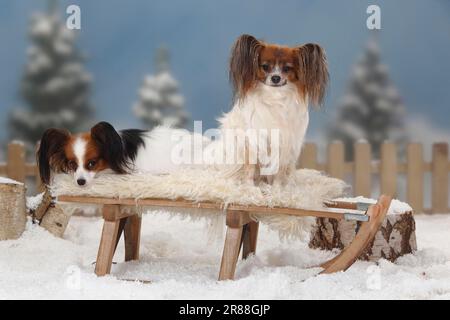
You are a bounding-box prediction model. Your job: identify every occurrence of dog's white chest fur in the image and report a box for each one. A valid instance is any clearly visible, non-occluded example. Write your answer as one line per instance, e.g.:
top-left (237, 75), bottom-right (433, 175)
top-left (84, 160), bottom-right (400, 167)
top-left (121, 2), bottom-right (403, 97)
top-left (219, 83), bottom-right (309, 178)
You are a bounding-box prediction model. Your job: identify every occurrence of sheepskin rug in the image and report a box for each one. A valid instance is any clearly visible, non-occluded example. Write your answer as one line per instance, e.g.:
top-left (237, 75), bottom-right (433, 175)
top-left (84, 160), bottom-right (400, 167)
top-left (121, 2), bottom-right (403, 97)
top-left (51, 168), bottom-right (348, 239)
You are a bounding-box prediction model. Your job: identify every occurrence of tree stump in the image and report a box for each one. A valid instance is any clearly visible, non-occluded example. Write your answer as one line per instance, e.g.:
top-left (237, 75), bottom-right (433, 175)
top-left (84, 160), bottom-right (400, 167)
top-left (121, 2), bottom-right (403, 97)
top-left (309, 211), bottom-right (417, 262)
top-left (0, 178), bottom-right (27, 240)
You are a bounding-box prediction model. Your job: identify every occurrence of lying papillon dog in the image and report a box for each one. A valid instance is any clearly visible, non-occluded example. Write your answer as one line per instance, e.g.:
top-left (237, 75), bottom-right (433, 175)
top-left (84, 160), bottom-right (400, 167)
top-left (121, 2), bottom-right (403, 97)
top-left (37, 121), bottom-right (194, 187)
top-left (214, 34), bottom-right (329, 184)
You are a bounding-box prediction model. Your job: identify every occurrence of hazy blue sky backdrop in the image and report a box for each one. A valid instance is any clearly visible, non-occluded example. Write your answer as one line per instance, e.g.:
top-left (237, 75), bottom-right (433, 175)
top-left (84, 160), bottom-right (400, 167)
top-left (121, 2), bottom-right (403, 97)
top-left (1, 0), bottom-right (449, 144)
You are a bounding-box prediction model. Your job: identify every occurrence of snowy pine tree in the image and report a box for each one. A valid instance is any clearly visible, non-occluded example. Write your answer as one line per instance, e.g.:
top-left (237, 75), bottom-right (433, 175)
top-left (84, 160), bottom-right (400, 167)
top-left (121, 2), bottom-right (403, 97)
top-left (328, 38), bottom-right (407, 159)
top-left (133, 46), bottom-right (189, 129)
top-left (9, 1), bottom-right (94, 151)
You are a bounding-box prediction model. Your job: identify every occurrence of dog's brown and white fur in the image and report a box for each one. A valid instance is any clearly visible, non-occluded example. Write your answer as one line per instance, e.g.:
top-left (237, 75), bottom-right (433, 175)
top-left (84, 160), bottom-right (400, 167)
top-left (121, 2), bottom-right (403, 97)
top-left (216, 34), bottom-right (328, 185)
top-left (37, 122), bottom-right (195, 187)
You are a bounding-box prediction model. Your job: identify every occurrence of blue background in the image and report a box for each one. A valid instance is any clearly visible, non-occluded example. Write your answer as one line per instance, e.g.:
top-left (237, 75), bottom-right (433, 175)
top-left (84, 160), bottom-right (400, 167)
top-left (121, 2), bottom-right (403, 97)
top-left (1, 0), bottom-right (449, 144)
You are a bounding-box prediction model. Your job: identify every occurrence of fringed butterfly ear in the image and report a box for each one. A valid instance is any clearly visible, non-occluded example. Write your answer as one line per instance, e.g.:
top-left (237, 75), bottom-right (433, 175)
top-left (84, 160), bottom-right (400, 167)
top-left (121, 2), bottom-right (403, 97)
top-left (296, 43), bottom-right (329, 106)
top-left (37, 128), bottom-right (71, 185)
top-left (90, 122), bottom-right (128, 174)
top-left (229, 34), bottom-right (264, 99)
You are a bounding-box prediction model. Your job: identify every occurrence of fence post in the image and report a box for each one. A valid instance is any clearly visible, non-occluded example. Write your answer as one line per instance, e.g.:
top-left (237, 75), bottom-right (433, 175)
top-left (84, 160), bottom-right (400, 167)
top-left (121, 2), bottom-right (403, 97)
top-left (327, 141), bottom-right (344, 179)
top-left (354, 141), bottom-right (371, 197)
top-left (298, 143), bottom-right (317, 169)
top-left (432, 143), bottom-right (449, 213)
top-left (380, 142), bottom-right (397, 197)
top-left (7, 142), bottom-right (26, 183)
top-left (35, 142), bottom-right (44, 191)
top-left (407, 143), bottom-right (424, 213)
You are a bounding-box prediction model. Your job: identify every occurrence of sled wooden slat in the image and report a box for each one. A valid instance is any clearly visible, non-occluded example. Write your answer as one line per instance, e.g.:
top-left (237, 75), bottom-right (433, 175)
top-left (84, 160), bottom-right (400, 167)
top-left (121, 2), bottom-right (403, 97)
top-left (57, 195), bottom-right (365, 221)
top-left (57, 194), bottom-right (391, 280)
top-left (320, 195), bottom-right (391, 274)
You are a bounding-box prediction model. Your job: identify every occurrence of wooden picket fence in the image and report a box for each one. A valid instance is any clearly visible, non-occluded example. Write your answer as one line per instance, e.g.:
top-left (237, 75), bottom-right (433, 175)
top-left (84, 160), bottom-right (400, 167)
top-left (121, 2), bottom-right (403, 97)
top-left (0, 142), bottom-right (41, 187)
top-left (298, 141), bottom-right (449, 214)
top-left (1, 141), bottom-right (449, 214)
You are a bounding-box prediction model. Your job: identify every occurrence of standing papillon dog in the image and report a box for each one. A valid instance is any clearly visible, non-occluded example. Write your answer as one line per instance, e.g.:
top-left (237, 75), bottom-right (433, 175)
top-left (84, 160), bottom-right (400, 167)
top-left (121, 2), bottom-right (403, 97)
top-left (216, 34), bottom-right (328, 184)
top-left (37, 121), bottom-right (194, 187)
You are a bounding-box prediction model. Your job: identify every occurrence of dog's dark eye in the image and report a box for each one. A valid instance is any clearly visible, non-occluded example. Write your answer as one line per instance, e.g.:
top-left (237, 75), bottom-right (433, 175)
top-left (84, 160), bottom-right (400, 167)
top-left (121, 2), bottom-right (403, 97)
top-left (282, 65), bottom-right (292, 72)
top-left (67, 160), bottom-right (77, 171)
top-left (87, 160), bottom-right (97, 170)
top-left (261, 64), bottom-right (270, 72)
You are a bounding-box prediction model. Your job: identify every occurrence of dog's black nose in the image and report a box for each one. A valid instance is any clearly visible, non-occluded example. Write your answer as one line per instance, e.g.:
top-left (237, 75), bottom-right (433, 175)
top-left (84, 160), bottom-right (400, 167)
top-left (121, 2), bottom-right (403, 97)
top-left (271, 75), bottom-right (281, 84)
top-left (77, 178), bottom-right (86, 186)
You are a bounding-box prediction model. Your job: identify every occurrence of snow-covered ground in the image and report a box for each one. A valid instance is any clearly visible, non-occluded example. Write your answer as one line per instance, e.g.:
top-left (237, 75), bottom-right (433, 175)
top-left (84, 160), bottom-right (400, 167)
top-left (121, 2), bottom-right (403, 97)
top-left (0, 211), bottom-right (449, 300)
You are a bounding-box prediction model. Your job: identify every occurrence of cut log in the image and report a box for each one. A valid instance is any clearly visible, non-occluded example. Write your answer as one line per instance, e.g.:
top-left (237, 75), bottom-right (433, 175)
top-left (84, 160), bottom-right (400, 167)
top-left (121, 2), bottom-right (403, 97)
top-left (309, 211), bottom-right (417, 262)
top-left (39, 205), bottom-right (70, 238)
top-left (32, 189), bottom-right (53, 220)
top-left (0, 178), bottom-right (27, 240)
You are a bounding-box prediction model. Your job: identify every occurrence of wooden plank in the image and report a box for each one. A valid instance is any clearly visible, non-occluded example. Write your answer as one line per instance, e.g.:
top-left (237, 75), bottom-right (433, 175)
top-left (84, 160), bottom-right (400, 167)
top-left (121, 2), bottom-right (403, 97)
top-left (327, 141), bottom-right (345, 179)
top-left (298, 143), bottom-right (317, 169)
top-left (7, 143), bottom-right (26, 183)
top-left (397, 163), bottom-right (407, 174)
top-left (407, 143), bottom-right (424, 213)
top-left (218, 226), bottom-right (243, 280)
top-left (57, 195), bottom-right (366, 221)
top-left (344, 162), bottom-right (354, 173)
top-left (226, 210), bottom-right (253, 227)
top-left (354, 141), bottom-right (371, 197)
top-left (423, 162), bottom-right (432, 172)
top-left (124, 215), bottom-right (141, 261)
top-left (380, 142), bottom-right (397, 197)
top-left (321, 195), bottom-right (391, 273)
top-left (101, 203), bottom-right (136, 221)
top-left (34, 142), bottom-right (44, 191)
top-left (33, 189), bottom-right (53, 220)
top-left (95, 216), bottom-right (121, 276)
top-left (432, 143), bottom-right (449, 213)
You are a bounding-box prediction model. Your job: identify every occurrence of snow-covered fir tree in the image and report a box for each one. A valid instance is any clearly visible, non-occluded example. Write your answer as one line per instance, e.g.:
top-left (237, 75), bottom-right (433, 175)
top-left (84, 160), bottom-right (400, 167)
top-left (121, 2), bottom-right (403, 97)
top-left (133, 46), bottom-right (189, 129)
top-left (328, 38), bottom-right (407, 159)
top-left (9, 0), bottom-right (94, 151)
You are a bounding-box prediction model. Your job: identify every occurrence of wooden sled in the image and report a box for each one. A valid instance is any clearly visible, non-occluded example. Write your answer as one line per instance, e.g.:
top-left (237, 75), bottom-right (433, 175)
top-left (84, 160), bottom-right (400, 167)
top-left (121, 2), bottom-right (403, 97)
top-left (57, 194), bottom-right (392, 280)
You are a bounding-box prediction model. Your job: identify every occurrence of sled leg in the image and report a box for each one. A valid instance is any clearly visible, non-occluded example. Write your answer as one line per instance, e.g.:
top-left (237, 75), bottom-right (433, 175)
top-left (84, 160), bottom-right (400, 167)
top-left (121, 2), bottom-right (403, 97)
top-left (219, 211), bottom-right (254, 280)
top-left (320, 195), bottom-right (391, 274)
top-left (95, 205), bottom-right (122, 276)
top-left (219, 226), bottom-right (243, 281)
top-left (242, 221), bottom-right (259, 259)
top-left (124, 215), bottom-right (142, 261)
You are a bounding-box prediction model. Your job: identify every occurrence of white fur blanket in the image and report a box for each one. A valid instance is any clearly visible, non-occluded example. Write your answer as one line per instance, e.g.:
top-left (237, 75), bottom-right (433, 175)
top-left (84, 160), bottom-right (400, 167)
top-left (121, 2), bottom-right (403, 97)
top-left (52, 168), bottom-right (348, 239)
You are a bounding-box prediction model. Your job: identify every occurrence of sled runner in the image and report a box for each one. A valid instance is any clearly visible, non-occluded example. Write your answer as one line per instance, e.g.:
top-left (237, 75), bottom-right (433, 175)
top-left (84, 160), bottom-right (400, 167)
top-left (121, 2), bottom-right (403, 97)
top-left (56, 194), bottom-right (392, 280)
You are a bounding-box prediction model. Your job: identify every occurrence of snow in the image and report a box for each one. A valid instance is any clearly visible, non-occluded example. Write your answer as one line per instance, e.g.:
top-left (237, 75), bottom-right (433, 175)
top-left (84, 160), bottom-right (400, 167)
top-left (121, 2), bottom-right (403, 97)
top-left (26, 192), bottom-right (45, 211)
top-left (0, 210), bottom-right (449, 299)
top-left (30, 13), bottom-right (53, 38)
top-left (334, 196), bottom-right (413, 215)
top-left (0, 177), bottom-right (23, 185)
